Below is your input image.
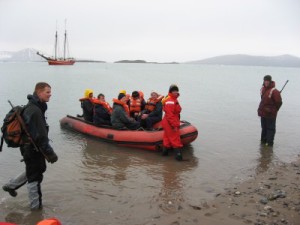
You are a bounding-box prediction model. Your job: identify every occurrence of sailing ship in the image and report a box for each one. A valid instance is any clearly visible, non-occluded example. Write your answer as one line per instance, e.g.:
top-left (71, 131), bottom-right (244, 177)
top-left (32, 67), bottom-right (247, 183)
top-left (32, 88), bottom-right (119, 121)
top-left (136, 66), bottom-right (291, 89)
top-left (37, 23), bottom-right (75, 65)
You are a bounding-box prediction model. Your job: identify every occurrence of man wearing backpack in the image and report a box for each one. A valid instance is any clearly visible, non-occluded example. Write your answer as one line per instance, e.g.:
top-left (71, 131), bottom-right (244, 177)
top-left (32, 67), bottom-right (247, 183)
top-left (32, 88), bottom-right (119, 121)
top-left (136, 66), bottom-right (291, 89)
top-left (2, 82), bottom-right (58, 210)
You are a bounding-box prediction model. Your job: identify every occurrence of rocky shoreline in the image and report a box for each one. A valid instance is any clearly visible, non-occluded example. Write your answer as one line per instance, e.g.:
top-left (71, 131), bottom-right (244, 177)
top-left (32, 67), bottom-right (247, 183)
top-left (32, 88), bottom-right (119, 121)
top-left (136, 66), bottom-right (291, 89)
top-left (152, 156), bottom-right (300, 225)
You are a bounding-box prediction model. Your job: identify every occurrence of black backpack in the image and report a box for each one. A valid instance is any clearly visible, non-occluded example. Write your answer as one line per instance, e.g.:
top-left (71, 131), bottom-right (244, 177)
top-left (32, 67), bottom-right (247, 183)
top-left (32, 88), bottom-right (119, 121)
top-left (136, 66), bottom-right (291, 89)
top-left (0, 102), bottom-right (27, 151)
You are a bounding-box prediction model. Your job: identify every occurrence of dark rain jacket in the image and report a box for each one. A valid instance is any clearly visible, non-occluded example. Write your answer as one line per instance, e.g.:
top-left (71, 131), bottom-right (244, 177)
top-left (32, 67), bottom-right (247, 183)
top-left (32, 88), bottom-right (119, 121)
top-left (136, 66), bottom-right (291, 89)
top-left (81, 99), bottom-right (94, 122)
top-left (21, 94), bottom-right (56, 182)
top-left (147, 101), bottom-right (163, 119)
top-left (94, 104), bottom-right (111, 126)
top-left (258, 81), bottom-right (282, 118)
top-left (111, 103), bottom-right (140, 130)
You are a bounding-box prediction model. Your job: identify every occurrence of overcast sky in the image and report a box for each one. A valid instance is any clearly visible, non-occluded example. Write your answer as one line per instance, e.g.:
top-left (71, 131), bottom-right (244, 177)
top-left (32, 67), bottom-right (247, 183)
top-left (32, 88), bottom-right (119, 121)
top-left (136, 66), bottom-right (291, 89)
top-left (0, 0), bottom-right (299, 62)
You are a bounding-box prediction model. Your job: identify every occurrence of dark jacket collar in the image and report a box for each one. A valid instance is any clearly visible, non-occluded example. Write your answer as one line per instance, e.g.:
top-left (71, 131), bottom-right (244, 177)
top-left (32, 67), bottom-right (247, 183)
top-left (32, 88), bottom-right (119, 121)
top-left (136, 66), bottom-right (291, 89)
top-left (27, 94), bottom-right (48, 113)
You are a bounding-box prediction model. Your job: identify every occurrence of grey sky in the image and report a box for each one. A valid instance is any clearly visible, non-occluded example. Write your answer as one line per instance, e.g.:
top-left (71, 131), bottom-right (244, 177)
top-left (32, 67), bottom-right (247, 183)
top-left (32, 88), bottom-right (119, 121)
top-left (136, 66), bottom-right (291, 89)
top-left (0, 0), bottom-right (299, 62)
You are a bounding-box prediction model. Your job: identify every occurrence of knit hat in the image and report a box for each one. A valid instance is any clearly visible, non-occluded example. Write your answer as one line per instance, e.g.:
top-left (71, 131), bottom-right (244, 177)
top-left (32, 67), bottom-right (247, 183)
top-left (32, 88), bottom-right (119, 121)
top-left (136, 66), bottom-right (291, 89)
top-left (264, 75), bottom-right (272, 81)
top-left (118, 93), bottom-right (126, 100)
top-left (169, 84), bottom-right (179, 93)
top-left (84, 89), bottom-right (93, 98)
top-left (119, 90), bottom-right (126, 94)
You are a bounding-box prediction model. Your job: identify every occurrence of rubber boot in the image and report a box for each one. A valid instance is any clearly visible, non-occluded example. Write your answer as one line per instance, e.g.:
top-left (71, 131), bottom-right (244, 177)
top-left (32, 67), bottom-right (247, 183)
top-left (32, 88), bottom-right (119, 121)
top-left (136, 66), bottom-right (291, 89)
top-left (162, 147), bottom-right (169, 156)
top-left (27, 181), bottom-right (42, 210)
top-left (2, 171), bottom-right (27, 197)
top-left (174, 148), bottom-right (183, 161)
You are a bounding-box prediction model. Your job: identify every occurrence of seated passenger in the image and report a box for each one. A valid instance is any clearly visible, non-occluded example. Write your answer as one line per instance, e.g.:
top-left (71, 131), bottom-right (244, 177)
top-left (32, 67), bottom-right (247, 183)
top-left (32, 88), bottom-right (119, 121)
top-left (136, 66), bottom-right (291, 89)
top-left (79, 89), bottom-right (94, 122)
top-left (141, 91), bottom-right (163, 129)
top-left (111, 93), bottom-right (140, 130)
top-left (92, 93), bottom-right (112, 126)
top-left (129, 91), bottom-right (146, 119)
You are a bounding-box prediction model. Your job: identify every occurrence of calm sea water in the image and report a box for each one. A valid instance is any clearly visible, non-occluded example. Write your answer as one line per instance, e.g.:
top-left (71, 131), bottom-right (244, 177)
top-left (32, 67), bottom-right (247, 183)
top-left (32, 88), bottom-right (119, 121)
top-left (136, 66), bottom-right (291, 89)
top-left (0, 62), bottom-right (299, 224)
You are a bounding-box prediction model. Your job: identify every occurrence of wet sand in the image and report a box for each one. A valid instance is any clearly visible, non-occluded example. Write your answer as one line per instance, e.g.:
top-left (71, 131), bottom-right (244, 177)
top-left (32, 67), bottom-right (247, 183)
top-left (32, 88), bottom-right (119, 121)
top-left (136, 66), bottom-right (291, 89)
top-left (150, 155), bottom-right (300, 225)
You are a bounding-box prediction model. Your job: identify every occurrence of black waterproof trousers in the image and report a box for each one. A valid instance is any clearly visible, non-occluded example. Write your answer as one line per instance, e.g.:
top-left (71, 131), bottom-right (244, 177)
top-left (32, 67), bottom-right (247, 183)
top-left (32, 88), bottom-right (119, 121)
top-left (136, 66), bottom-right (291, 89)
top-left (261, 117), bottom-right (276, 145)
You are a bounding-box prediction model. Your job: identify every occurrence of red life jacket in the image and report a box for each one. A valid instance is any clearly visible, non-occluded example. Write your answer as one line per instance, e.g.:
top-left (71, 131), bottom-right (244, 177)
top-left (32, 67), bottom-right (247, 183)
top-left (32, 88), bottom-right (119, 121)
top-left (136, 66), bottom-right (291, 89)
top-left (91, 99), bottom-right (112, 114)
top-left (129, 97), bottom-right (142, 113)
top-left (145, 95), bottom-right (164, 112)
top-left (79, 97), bottom-right (94, 102)
top-left (113, 98), bottom-right (130, 116)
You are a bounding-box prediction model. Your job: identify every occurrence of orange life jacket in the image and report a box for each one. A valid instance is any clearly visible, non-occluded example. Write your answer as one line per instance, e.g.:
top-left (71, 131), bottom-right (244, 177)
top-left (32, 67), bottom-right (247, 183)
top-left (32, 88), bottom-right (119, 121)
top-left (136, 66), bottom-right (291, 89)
top-left (129, 97), bottom-right (142, 113)
top-left (161, 95), bottom-right (171, 105)
top-left (79, 97), bottom-right (94, 102)
top-left (36, 218), bottom-right (62, 225)
top-left (138, 91), bottom-right (144, 100)
top-left (145, 95), bottom-right (164, 112)
top-left (113, 98), bottom-right (130, 116)
top-left (91, 99), bottom-right (112, 114)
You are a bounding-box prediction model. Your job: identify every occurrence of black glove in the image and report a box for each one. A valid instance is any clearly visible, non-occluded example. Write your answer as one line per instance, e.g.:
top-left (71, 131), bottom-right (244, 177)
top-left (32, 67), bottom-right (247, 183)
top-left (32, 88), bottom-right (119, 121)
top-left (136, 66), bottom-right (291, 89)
top-left (47, 152), bottom-right (58, 164)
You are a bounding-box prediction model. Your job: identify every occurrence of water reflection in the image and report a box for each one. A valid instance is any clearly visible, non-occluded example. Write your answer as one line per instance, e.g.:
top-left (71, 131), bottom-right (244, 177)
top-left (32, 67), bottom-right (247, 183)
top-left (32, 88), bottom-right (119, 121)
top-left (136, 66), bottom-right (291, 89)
top-left (4, 210), bottom-right (44, 225)
top-left (80, 139), bottom-right (198, 215)
top-left (256, 144), bottom-right (274, 174)
top-left (157, 146), bottom-right (199, 213)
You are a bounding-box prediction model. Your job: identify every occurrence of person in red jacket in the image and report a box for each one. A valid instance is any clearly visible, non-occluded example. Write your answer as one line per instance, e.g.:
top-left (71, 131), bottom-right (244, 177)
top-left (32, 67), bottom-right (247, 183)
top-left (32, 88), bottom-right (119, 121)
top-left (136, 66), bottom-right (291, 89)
top-left (257, 75), bottom-right (282, 147)
top-left (161, 84), bottom-right (183, 161)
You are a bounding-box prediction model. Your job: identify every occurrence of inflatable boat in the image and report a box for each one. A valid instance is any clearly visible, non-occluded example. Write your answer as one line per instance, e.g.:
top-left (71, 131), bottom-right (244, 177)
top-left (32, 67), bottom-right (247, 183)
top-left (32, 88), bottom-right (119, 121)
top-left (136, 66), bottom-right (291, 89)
top-left (60, 115), bottom-right (198, 151)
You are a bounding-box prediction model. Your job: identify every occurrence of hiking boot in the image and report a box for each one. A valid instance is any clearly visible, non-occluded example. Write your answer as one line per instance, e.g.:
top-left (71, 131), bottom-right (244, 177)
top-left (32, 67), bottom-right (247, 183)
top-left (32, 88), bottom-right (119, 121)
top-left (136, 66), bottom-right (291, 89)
top-left (260, 140), bottom-right (267, 145)
top-left (265, 142), bottom-right (273, 147)
top-left (162, 147), bottom-right (169, 156)
top-left (2, 185), bottom-right (17, 197)
top-left (174, 148), bottom-right (183, 161)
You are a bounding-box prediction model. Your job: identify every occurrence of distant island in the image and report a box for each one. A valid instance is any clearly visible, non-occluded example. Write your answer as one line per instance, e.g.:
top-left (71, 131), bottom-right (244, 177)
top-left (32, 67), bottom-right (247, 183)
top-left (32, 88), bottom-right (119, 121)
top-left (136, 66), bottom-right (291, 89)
top-left (76, 59), bottom-right (105, 63)
top-left (186, 54), bottom-right (300, 68)
top-left (1, 48), bottom-right (300, 67)
top-left (114, 60), bottom-right (179, 64)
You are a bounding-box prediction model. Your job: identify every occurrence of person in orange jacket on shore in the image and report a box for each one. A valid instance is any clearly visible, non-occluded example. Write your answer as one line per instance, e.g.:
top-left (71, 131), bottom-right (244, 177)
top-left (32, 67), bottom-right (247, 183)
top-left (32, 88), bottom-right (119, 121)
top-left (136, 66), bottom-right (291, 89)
top-left (257, 75), bottom-right (282, 147)
top-left (161, 84), bottom-right (183, 161)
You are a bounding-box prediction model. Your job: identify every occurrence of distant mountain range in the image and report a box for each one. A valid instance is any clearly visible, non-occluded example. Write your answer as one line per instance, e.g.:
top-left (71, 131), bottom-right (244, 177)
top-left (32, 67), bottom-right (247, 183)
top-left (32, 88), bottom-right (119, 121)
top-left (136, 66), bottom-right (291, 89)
top-left (1, 49), bottom-right (300, 67)
top-left (0, 48), bottom-right (44, 62)
top-left (186, 54), bottom-right (300, 67)
top-left (0, 48), bottom-right (105, 63)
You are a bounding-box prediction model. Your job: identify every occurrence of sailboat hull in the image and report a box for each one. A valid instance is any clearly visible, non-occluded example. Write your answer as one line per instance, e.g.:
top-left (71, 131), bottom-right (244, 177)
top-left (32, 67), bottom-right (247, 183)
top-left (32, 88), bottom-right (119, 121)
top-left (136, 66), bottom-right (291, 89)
top-left (48, 59), bottom-right (75, 65)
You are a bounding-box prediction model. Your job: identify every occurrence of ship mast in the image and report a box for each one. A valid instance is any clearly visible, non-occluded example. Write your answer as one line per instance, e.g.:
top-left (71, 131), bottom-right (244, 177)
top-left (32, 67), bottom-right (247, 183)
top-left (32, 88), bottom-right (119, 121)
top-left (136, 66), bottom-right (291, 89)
top-left (63, 19), bottom-right (67, 60)
top-left (54, 22), bottom-right (58, 60)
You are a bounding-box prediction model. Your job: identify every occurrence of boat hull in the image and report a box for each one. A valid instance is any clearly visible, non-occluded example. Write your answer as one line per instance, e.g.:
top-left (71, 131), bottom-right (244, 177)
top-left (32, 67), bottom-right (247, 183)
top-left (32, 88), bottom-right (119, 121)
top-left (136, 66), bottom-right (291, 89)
top-left (48, 59), bottom-right (75, 65)
top-left (60, 115), bottom-right (198, 151)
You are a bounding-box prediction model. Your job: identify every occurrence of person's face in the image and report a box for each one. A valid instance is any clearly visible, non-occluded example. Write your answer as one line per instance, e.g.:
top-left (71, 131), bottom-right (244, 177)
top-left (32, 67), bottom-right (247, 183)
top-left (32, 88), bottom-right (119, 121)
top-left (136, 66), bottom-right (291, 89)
top-left (264, 80), bottom-right (270, 87)
top-left (99, 95), bottom-right (105, 101)
top-left (89, 93), bottom-right (93, 98)
top-left (120, 96), bottom-right (127, 103)
top-left (151, 93), bottom-right (158, 99)
top-left (171, 90), bottom-right (179, 96)
top-left (37, 87), bottom-right (52, 102)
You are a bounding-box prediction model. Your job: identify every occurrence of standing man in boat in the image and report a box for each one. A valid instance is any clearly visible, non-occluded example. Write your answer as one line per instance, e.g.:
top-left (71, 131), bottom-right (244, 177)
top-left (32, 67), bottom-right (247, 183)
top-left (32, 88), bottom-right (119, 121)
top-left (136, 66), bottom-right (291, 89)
top-left (2, 82), bottom-right (58, 210)
top-left (161, 84), bottom-right (183, 161)
top-left (258, 75), bottom-right (282, 147)
top-left (79, 89), bottom-right (94, 122)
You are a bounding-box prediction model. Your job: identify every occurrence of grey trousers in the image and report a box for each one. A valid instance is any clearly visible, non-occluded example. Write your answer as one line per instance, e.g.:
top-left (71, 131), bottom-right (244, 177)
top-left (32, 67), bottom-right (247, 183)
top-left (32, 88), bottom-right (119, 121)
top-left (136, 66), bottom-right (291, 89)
top-left (5, 172), bottom-right (42, 210)
top-left (5, 171), bottom-right (27, 190)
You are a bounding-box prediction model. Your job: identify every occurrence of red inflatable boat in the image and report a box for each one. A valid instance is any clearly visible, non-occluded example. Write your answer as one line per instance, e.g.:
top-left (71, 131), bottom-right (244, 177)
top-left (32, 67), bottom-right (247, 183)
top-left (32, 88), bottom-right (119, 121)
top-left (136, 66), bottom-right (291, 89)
top-left (60, 115), bottom-right (198, 151)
